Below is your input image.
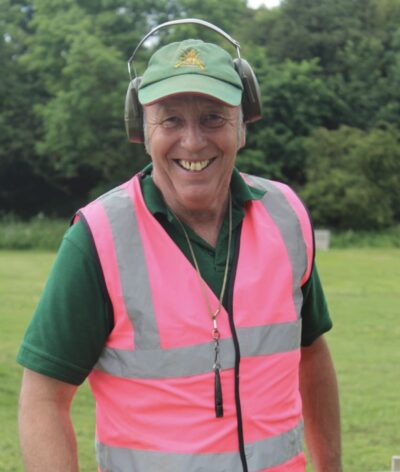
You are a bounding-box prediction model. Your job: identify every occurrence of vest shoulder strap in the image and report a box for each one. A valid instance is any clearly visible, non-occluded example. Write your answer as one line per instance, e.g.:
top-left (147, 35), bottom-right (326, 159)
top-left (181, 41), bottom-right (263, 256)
top-left (243, 173), bottom-right (315, 283)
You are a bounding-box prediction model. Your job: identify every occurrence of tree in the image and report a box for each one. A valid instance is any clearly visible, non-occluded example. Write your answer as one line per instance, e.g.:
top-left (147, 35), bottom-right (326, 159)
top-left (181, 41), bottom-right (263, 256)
top-left (301, 126), bottom-right (400, 229)
top-left (244, 0), bottom-right (400, 130)
top-left (237, 53), bottom-right (341, 184)
top-left (16, 0), bottom-right (162, 213)
top-left (3, 0), bottom-right (400, 221)
top-left (0, 0), bottom-right (57, 216)
top-left (249, 0), bottom-right (365, 70)
top-left (169, 0), bottom-right (248, 40)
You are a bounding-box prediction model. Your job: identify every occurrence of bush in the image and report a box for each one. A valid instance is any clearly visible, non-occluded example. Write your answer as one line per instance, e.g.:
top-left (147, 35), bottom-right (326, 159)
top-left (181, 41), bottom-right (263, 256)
top-left (301, 126), bottom-right (400, 230)
top-left (0, 214), bottom-right (68, 250)
top-left (1, 215), bottom-right (399, 251)
top-left (330, 226), bottom-right (400, 248)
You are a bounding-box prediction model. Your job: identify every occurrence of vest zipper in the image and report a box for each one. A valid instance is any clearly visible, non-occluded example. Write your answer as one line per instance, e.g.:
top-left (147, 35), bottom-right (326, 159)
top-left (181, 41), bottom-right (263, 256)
top-left (227, 224), bottom-right (248, 472)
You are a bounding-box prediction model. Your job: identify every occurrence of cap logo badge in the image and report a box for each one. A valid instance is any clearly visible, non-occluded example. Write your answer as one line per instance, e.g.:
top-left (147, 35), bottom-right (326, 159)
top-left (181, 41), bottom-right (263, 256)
top-left (175, 48), bottom-right (205, 70)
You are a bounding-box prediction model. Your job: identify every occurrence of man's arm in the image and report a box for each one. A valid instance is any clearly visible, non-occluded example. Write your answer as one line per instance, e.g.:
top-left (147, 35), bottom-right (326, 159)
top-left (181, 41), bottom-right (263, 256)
top-left (18, 368), bottom-right (79, 471)
top-left (300, 335), bottom-right (343, 472)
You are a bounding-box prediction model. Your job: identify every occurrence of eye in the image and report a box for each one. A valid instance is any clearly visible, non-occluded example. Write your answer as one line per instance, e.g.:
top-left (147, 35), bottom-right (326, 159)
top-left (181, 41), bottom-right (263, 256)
top-left (161, 116), bottom-right (182, 129)
top-left (201, 113), bottom-right (226, 129)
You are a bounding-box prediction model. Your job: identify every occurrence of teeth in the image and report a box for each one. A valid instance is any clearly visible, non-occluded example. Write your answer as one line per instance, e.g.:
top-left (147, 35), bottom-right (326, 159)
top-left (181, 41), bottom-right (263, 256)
top-left (179, 160), bottom-right (211, 172)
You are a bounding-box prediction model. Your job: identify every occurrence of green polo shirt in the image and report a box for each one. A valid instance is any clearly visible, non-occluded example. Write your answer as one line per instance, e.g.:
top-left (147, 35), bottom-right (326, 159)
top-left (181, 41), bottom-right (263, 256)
top-left (17, 167), bottom-right (332, 385)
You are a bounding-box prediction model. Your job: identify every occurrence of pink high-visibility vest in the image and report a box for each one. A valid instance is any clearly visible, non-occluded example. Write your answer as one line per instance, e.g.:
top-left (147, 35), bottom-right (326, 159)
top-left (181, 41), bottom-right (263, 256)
top-left (78, 172), bottom-right (314, 472)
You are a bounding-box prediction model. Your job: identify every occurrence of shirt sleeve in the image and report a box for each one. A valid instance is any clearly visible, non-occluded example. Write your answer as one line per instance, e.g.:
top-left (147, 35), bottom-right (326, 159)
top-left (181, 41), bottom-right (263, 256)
top-left (300, 263), bottom-right (332, 346)
top-left (17, 220), bottom-right (112, 385)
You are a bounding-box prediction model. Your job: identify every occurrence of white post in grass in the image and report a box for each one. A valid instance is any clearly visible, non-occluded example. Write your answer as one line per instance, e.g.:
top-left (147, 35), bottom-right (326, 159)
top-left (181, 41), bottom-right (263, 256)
top-left (392, 456), bottom-right (400, 471)
top-left (314, 229), bottom-right (331, 251)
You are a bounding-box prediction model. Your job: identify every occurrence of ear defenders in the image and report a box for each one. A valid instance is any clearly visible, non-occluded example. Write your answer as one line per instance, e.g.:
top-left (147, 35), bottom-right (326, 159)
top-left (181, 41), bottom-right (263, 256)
top-left (124, 18), bottom-right (262, 143)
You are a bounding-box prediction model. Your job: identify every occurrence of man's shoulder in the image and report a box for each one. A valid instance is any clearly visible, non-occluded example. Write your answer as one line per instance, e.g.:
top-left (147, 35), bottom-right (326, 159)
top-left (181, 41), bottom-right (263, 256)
top-left (239, 172), bottom-right (297, 198)
top-left (73, 175), bottom-right (141, 230)
top-left (82, 175), bottom-right (138, 209)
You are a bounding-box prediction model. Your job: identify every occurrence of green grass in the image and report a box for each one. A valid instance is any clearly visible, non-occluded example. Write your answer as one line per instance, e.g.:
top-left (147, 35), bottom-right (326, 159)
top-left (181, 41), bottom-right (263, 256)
top-left (1, 249), bottom-right (399, 471)
top-left (315, 249), bottom-right (400, 472)
top-left (0, 251), bottom-right (96, 471)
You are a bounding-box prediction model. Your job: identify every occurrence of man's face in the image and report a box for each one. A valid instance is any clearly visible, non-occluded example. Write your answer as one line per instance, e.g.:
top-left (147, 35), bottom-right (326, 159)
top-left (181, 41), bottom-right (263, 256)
top-left (144, 94), bottom-right (245, 214)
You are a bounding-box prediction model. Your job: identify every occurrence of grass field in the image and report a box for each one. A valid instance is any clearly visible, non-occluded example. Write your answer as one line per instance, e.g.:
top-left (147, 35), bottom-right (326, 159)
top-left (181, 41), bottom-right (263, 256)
top-left (1, 249), bottom-right (399, 471)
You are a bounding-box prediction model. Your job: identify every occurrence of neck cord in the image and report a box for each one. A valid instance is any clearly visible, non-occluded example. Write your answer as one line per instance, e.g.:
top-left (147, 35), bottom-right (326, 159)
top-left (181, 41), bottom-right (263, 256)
top-left (169, 193), bottom-right (233, 418)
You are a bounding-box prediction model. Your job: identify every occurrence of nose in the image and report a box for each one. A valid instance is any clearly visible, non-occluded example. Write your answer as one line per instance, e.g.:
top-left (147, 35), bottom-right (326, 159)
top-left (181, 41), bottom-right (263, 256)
top-left (180, 120), bottom-right (207, 154)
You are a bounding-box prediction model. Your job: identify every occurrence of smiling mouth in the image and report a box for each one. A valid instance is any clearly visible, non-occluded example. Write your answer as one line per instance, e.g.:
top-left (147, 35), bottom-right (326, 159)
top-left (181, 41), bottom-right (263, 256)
top-left (177, 159), bottom-right (215, 172)
top-left (176, 158), bottom-right (215, 172)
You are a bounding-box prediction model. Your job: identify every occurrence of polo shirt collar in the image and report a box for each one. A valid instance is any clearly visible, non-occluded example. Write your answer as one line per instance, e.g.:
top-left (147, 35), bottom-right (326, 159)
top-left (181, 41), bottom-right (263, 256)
top-left (139, 163), bottom-right (265, 220)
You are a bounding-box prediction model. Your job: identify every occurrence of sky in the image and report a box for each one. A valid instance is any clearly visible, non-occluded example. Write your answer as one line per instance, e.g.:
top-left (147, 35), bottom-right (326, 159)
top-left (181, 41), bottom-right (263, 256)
top-left (247, 0), bottom-right (281, 9)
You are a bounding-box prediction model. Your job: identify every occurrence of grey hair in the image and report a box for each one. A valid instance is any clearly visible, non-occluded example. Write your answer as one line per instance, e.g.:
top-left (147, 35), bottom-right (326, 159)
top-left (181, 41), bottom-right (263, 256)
top-left (143, 108), bottom-right (151, 154)
top-left (237, 107), bottom-right (245, 143)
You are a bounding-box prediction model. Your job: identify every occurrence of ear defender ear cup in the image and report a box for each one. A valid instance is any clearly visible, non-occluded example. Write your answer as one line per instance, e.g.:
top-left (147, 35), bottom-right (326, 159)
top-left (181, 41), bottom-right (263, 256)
top-left (234, 58), bottom-right (262, 123)
top-left (124, 77), bottom-right (144, 143)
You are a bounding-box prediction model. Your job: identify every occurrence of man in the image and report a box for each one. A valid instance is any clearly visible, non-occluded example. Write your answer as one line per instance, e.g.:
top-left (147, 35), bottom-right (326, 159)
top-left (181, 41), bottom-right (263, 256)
top-left (18, 31), bottom-right (342, 472)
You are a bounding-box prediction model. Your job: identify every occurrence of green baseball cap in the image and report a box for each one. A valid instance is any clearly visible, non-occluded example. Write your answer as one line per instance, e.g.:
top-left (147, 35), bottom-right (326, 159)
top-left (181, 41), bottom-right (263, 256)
top-left (138, 39), bottom-right (243, 106)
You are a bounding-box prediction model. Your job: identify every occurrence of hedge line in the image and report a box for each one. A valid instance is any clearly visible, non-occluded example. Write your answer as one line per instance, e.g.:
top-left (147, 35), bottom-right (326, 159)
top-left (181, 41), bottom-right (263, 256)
top-left (1, 215), bottom-right (399, 251)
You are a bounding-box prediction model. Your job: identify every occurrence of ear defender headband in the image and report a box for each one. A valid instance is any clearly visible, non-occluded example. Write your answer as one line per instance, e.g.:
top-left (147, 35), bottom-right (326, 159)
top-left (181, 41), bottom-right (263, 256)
top-left (124, 18), bottom-right (262, 143)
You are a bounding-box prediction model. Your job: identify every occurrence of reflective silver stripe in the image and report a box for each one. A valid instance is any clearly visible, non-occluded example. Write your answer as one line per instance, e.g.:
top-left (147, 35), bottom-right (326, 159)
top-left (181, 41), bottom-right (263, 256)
top-left (246, 420), bottom-right (304, 471)
top-left (100, 186), bottom-right (160, 349)
top-left (95, 320), bottom-right (301, 378)
top-left (97, 420), bottom-right (304, 472)
top-left (244, 175), bottom-right (308, 319)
